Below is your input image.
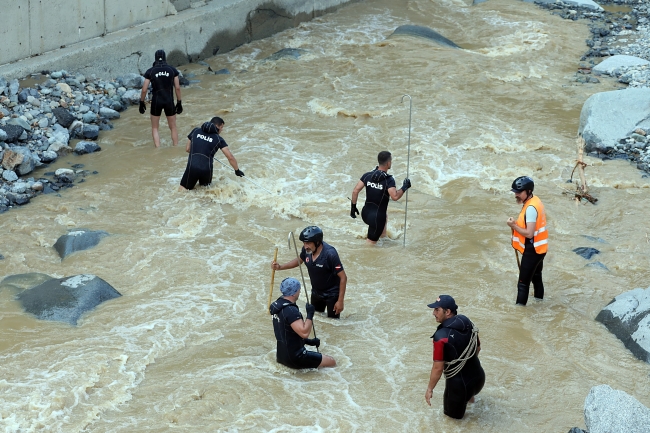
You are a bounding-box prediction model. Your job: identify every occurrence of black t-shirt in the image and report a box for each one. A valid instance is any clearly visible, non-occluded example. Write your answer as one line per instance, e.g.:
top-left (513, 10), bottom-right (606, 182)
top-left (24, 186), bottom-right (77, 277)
top-left (360, 168), bottom-right (396, 213)
top-left (271, 297), bottom-right (305, 360)
top-left (143, 64), bottom-right (179, 105)
top-left (299, 241), bottom-right (344, 297)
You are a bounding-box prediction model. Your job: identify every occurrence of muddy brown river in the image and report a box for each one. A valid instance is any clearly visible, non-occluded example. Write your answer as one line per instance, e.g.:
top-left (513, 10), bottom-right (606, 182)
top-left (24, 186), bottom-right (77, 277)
top-left (1, 0), bottom-right (649, 431)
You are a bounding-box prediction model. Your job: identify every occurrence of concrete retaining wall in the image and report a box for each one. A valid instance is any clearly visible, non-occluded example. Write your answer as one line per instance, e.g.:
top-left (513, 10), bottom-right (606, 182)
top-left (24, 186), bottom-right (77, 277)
top-left (0, 0), bottom-right (356, 80)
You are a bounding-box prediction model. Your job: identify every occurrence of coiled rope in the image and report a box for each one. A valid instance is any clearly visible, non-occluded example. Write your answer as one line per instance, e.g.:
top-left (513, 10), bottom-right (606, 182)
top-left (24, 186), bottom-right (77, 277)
top-left (444, 321), bottom-right (479, 379)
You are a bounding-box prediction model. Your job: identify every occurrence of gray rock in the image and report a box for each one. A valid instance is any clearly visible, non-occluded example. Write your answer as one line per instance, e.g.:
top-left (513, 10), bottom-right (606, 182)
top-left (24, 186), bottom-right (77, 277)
top-left (0, 272), bottom-right (54, 293)
top-left (50, 71), bottom-right (64, 79)
top-left (567, 428), bottom-right (586, 433)
top-left (586, 261), bottom-right (608, 271)
top-left (52, 107), bottom-right (75, 128)
top-left (53, 229), bottom-right (109, 259)
top-left (0, 124), bottom-right (24, 143)
top-left (214, 68), bottom-right (230, 75)
top-left (18, 89), bottom-right (29, 103)
top-left (41, 150), bottom-right (57, 163)
top-left (78, 104), bottom-right (90, 114)
top-left (2, 170), bottom-right (18, 182)
top-left (0, 77), bottom-right (6, 95)
top-left (117, 73), bottom-right (144, 89)
top-left (48, 142), bottom-right (71, 153)
top-left (16, 274), bottom-right (121, 325)
top-left (573, 247), bottom-right (600, 260)
top-left (9, 79), bottom-right (19, 96)
top-left (54, 168), bottom-right (75, 183)
top-left (263, 48), bottom-right (307, 62)
top-left (579, 88), bottom-right (650, 153)
top-left (0, 129), bottom-right (7, 142)
top-left (11, 146), bottom-right (36, 176)
top-left (6, 192), bottom-right (31, 205)
top-left (596, 287), bottom-right (650, 362)
top-left (99, 107), bottom-right (120, 120)
top-left (74, 141), bottom-right (101, 155)
top-left (7, 117), bottom-right (32, 132)
top-left (388, 25), bottom-right (461, 49)
top-left (594, 55), bottom-right (650, 76)
top-left (82, 112), bottom-right (98, 123)
top-left (121, 89), bottom-right (141, 105)
top-left (82, 124), bottom-right (99, 140)
top-left (584, 385), bottom-right (650, 433)
top-left (38, 118), bottom-right (49, 128)
top-left (11, 181), bottom-right (27, 194)
top-left (50, 123), bottom-right (70, 145)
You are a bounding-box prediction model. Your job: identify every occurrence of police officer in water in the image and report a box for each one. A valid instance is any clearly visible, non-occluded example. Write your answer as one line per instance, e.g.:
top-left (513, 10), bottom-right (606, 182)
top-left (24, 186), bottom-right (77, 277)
top-left (350, 151), bottom-right (411, 244)
top-left (271, 226), bottom-right (347, 318)
top-left (139, 49), bottom-right (183, 148)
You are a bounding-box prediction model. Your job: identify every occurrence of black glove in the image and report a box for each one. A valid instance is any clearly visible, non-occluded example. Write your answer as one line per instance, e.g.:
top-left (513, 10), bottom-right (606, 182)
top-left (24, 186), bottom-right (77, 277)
top-left (305, 303), bottom-right (315, 320)
top-left (304, 337), bottom-right (320, 348)
top-left (350, 202), bottom-right (359, 219)
top-left (138, 100), bottom-right (146, 114)
top-left (175, 100), bottom-right (183, 115)
top-left (401, 178), bottom-right (411, 192)
top-left (234, 169), bottom-right (245, 177)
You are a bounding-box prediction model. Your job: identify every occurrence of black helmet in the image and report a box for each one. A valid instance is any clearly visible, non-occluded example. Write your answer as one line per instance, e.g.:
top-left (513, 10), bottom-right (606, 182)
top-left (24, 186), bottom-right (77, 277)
top-left (511, 176), bottom-right (534, 193)
top-left (299, 226), bottom-right (323, 244)
top-left (154, 49), bottom-right (167, 65)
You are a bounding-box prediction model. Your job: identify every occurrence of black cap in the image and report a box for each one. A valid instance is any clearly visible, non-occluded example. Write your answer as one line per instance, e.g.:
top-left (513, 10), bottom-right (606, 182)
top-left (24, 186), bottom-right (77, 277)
top-left (427, 295), bottom-right (457, 311)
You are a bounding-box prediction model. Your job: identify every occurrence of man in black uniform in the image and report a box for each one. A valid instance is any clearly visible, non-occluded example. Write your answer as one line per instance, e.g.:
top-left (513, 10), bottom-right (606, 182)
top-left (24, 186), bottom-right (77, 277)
top-left (179, 117), bottom-right (245, 190)
top-left (425, 295), bottom-right (485, 419)
top-left (269, 277), bottom-right (336, 369)
top-left (350, 151), bottom-right (411, 244)
top-left (139, 49), bottom-right (183, 148)
top-left (271, 226), bottom-right (347, 318)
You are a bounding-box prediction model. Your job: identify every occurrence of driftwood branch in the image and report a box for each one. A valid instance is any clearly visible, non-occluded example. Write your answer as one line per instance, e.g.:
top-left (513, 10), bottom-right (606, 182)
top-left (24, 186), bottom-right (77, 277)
top-left (566, 135), bottom-right (598, 204)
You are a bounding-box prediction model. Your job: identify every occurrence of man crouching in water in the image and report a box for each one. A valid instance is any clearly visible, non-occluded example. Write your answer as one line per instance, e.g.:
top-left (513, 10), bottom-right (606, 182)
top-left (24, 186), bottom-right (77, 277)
top-left (270, 278), bottom-right (336, 369)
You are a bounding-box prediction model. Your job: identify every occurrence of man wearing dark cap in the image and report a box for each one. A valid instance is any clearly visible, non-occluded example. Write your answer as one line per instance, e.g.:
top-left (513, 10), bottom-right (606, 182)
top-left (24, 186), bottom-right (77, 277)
top-left (178, 117), bottom-right (244, 191)
top-left (269, 278), bottom-right (336, 369)
top-left (425, 295), bottom-right (485, 419)
top-left (350, 150), bottom-right (411, 244)
top-left (139, 49), bottom-right (183, 148)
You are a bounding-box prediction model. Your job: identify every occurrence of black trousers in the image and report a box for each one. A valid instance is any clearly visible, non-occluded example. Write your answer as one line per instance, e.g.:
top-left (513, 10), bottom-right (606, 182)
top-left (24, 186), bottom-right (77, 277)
top-left (516, 242), bottom-right (545, 305)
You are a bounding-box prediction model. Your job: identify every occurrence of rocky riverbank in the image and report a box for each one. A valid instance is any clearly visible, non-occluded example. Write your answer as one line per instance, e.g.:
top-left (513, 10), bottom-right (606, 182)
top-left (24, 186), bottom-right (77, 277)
top-left (0, 70), bottom-right (190, 213)
top-left (536, 0), bottom-right (650, 175)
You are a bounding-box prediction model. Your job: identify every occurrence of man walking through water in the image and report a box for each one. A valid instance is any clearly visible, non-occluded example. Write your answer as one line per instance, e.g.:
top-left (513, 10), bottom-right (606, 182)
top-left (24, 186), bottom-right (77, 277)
top-left (139, 49), bottom-right (183, 147)
top-left (425, 295), bottom-right (485, 419)
top-left (179, 117), bottom-right (244, 190)
top-left (350, 151), bottom-right (411, 244)
top-left (270, 277), bottom-right (336, 369)
top-left (271, 226), bottom-right (347, 318)
top-left (506, 176), bottom-right (548, 305)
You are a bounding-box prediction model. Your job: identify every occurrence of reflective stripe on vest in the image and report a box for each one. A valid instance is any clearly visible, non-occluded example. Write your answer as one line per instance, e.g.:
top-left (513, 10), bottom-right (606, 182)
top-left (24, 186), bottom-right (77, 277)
top-left (512, 195), bottom-right (548, 254)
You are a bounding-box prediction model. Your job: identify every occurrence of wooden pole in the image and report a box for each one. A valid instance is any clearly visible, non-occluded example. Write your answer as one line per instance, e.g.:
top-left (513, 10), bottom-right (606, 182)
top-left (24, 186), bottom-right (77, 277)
top-left (267, 247), bottom-right (278, 313)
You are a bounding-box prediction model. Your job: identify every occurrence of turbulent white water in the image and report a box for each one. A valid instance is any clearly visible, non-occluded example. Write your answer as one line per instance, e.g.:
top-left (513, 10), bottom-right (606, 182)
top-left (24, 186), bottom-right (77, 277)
top-left (1, 0), bottom-right (650, 431)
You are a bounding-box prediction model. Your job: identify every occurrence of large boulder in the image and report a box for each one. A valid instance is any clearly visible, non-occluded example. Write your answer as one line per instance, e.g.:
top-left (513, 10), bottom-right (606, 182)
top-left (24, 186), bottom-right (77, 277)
top-left (16, 274), bottom-right (121, 325)
top-left (99, 107), bottom-right (120, 120)
top-left (596, 287), bottom-right (650, 363)
top-left (388, 25), bottom-right (460, 49)
top-left (593, 55), bottom-right (650, 76)
top-left (579, 88), bottom-right (650, 153)
top-left (116, 73), bottom-right (144, 89)
top-left (120, 89), bottom-right (141, 105)
top-left (584, 385), bottom-right (650, 433)
top-left (10, 146), bottom-right (36, 176)
top-left (50, 123), bottom-right (70, 146)
top-left (53, 229), bottom-right (109, 259)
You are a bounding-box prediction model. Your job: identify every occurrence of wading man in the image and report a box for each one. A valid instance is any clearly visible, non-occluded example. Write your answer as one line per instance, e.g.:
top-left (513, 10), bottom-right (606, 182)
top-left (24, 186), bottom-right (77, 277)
top-left (270, 277), bottom-right (336, 369)
top-left (506, 176), bottom-right (548, 305)
top-left (425, 295), bottom-right (485, 419)
top-left (139, 49), bottom-right (183, 148)
top-left (350, 151), bottom-right (411, 244)
top-left (271, 226), bottom-right (347, 318)
top-left (179, 117), bottom-right (244, 191)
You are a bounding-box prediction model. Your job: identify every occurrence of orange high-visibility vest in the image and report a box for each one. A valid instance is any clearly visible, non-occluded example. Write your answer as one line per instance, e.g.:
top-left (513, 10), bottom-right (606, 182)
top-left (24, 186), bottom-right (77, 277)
top-left (512, 195), bottom-right (548, 254)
